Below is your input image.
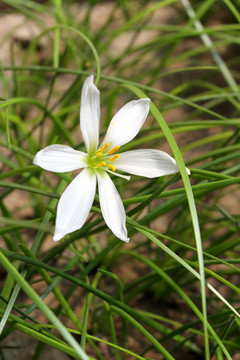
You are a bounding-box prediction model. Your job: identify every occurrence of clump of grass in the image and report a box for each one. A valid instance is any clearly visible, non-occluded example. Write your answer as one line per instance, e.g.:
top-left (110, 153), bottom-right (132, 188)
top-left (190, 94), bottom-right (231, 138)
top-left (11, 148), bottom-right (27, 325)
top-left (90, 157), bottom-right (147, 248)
top-left (0, 1), bottom-right (240, 359)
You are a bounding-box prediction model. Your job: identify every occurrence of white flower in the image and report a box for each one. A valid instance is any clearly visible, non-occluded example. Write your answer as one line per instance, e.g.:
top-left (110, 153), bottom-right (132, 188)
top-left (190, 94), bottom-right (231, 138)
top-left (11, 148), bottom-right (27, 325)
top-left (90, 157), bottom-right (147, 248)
top-left (33, 75), bottom-right (190, 242)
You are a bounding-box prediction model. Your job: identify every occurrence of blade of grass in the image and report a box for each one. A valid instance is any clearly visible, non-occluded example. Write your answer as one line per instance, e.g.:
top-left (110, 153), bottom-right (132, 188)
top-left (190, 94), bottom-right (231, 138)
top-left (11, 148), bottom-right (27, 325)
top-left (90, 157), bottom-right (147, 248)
top-left (181, 0), bottom-right (239, 100)
top-left (0, 250), bottom-right (90, 360)
top-left (119, 247), bottom-right (231, 359)
top-left (124, 84), bottom-right (209, 359)
top-left (0, 180), bottom-right (66, 334)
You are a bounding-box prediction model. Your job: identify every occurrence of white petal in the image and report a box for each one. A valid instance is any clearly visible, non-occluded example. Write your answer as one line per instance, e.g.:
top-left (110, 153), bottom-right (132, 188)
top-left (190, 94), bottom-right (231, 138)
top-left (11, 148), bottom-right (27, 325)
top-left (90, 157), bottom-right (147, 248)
top-left (80, 75), bottom-right (100, 154)
top-left (101, 98), bottom-right (150, 149)
top-left (114, 149), bottom-right (190, 178)
top-left (53, 168), bottom-right (96, 241)
top-left (96, 171), bottom-right (129, 242)
top-left (33, 145), bottom-right (87, 172)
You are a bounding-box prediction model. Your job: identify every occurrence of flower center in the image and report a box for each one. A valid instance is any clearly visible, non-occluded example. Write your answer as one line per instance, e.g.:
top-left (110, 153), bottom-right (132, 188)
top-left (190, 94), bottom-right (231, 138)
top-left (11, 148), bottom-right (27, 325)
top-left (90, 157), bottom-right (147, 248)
top-left (87, 142), bottom-right (120, 173)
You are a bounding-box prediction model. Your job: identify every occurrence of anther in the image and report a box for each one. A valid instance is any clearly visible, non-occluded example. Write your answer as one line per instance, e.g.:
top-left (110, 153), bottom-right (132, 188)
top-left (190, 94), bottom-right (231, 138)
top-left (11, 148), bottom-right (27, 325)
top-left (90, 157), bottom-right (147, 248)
top-left (98, 142), bottom-right (110, 153)
top-left (97, 161), bottom-right (106, 168)
top-left (110, 154), bottom-right (120, 162)
top-left (108, 145), bottom-right (120, 155)
top-left (107, 164), bottom-right (116, 172)
top-left (95, 152), bottom-right (102, 157)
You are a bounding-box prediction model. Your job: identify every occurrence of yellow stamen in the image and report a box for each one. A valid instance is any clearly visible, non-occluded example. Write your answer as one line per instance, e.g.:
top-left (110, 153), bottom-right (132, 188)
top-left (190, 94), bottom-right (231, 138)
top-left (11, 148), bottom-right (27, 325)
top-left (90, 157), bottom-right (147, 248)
top-left (108, 145), bottom-right (120, 155)
top-left (110, 154), bottom-right (120, 161)
top-left (98, 142), bottom-right (110, 153)
top-left (107, 164), bottom-right (116, 172)
top-left (96, 152), bottom-right (102, 157)
top-left (97, 161), bottom-right (106, 168)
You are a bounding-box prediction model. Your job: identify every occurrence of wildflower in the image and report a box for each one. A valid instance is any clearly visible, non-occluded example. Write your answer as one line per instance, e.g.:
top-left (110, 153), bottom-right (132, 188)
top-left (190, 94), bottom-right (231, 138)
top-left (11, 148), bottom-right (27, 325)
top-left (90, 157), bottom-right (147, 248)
top-left (33, 75), bottom-right (190, 242)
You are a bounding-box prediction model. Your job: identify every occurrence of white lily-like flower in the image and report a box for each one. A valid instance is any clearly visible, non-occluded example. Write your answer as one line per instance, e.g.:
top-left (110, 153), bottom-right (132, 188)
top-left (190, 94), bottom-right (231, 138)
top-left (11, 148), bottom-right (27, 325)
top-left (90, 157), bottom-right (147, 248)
top-left (33, 75), bottom-right (190, 242)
